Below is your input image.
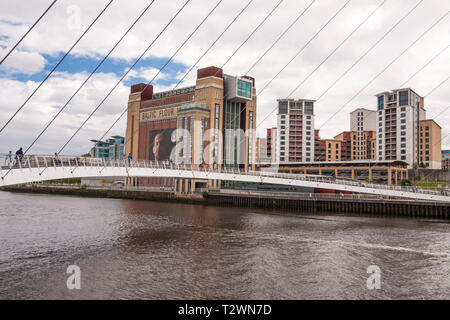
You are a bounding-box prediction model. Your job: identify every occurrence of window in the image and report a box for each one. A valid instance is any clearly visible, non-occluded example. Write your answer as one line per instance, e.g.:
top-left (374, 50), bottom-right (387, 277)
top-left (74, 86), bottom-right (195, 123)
top-left (378, 96), bottom-right (384, 109)
top-left (401, 113), bottom-right (406, 117)
top-left (401, 156), bottom-right (406, 160)
top-left (278, 101), bottom-right (288, 114)
top-left (401, 125), bottom-right (406, 130)
top-left (401, 107), bottom-right (406, 112)
top-left (401, 119), bottom-right (406, 124)
top-left (401, 131), bottom-right (406, 136)
top-left (304, 102), bottom-right (314, 114)
top-left (237, 79), bottom-right (252, 98)
top-left (399, 91), bottom-right (409, 106)
top-left (401, 150), bottom-right (406, 154)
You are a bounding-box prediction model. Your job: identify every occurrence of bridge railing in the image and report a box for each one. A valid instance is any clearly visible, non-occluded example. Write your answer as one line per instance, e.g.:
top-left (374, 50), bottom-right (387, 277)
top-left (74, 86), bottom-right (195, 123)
top-left (1, 154), bottom-right (448, 198)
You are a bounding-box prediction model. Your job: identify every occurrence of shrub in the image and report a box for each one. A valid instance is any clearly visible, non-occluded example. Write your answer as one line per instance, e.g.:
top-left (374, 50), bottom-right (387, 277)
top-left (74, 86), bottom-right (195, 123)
top-left (400, 179), bottom-right (411, 186)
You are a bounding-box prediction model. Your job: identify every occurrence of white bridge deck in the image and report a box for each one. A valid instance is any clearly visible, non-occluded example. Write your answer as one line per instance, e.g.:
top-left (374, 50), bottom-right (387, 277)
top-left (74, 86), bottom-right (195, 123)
top-left (1, 155), bottom-right (449, 203)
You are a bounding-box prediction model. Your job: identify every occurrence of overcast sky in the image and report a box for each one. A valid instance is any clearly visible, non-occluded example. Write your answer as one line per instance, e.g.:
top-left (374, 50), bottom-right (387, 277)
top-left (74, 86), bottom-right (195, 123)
top-left (0, 0), bottom-right (449, 155)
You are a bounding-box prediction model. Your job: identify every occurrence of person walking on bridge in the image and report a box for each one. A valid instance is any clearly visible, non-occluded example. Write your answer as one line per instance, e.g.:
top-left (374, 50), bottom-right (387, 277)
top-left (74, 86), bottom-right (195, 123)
top-left (127, 153), bottom-right (132, 166)
top-left (15, 147), bottom-right (23, 163)
top-left (53, 152), bottom-right (61, 165)
top-left (6, 150), bottom-right (12, 165)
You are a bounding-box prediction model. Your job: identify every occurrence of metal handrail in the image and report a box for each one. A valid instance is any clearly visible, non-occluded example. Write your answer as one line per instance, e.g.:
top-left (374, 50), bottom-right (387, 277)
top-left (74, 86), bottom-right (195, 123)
top-left (0, 153), bottom-right (448, 198)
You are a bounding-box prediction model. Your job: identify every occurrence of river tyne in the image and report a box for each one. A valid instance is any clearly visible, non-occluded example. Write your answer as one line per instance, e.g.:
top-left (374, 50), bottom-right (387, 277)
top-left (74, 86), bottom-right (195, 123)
top-left (0, 191), bottom-right (449, 299)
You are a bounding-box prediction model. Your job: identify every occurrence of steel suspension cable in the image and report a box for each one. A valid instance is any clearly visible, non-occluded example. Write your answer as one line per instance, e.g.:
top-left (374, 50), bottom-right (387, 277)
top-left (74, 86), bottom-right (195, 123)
top-left (60, 0), bottom-right (220, 153)
top-left (256, 0), bottom-right (424, 129)
top-left (21, 0), bottom-right (158, 157)
top-left (256, 0), bottom-right (352, 98)
top-left (0, 0), bottom-right (114, 134)
top-left (99, 0), bottom-right (290, 149)
top-left (0, 0), bottom-right (57, 64)
top-left (233, 0), bottom-right (386, 167)
top-left (171, 0), bottom-right (254, 90)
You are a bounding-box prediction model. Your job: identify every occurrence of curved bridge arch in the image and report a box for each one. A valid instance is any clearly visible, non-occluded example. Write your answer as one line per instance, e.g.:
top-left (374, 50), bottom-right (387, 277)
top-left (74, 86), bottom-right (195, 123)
top-left (1, 155), bottom-right (449, 203)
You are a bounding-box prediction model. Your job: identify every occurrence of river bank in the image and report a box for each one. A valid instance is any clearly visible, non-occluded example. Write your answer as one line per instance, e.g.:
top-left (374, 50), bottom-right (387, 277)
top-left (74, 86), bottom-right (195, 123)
top-left (0, 184), bottom-right (205, 205)
top-left (2, 184), bottom-right (449, 220)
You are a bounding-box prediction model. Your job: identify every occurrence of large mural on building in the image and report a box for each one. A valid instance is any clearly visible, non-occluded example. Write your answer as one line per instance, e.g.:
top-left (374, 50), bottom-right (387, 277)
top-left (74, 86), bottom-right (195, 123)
top-left (148, 129), bottom-right (176, 162)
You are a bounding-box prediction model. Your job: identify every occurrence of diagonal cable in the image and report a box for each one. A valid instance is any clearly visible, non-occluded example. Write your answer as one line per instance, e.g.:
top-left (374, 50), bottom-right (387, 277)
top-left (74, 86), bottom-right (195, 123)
top-left (171, 0), bottom-right (255, 90)
top-left (22, 0), bottom-right (158, 156)
top-left (60, 0), bottom-right (221, 152)
top-left (0, 0), bottom-right (57, 64)
top-left (0, 0), bottom-right (114, 134)
top-left (256, 0), bottom-right (424, 129)
top-left (256, 0), bottom-right (352, 98)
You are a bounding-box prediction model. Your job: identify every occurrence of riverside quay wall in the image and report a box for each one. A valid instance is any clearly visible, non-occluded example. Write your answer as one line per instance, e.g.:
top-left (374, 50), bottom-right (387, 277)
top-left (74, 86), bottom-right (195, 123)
top-left (1, 185), bottom-right (448, 220)
top-left (207, 191), bottom-right (449, 220)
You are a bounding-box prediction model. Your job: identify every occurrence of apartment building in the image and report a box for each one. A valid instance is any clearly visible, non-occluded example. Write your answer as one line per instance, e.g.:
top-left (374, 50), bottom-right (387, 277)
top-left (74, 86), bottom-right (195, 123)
top-left (375, 88), bottom-right (426, 167)
top-left (333, 130), bottom-right (376, 161)
top-left (90, 136), bottom-right (125, 160)
top-left (256, 138), bottom-right (271, 164)
top-left (419, 119), bottom-right (441, 169)
top-left (321, 139), bottom-right (341, 162)
top-left (350, 108), bottom-right (377, 160)
top-left (443, 150), bottom-right (450, 170)
top-left (276, 99), bottom-right (315, 164)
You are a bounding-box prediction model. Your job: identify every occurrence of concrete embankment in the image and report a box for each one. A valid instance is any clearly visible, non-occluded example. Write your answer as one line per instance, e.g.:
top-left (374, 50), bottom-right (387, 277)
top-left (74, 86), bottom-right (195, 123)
top-left (207, 191), bottom-right (450, 220)
top-left (0, 185), bottom-right (205, 205)
top-left (1, 185), bottom-right (449, 220)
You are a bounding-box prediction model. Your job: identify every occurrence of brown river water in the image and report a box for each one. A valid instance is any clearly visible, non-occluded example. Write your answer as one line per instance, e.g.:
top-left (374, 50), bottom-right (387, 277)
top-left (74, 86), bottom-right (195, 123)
top-left (0, 191), bottom-right (449, 299)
